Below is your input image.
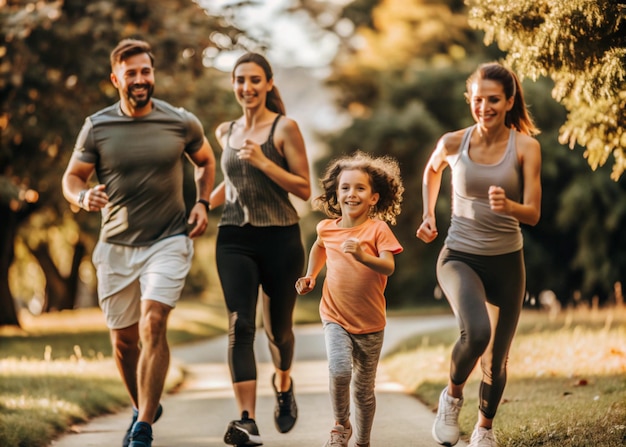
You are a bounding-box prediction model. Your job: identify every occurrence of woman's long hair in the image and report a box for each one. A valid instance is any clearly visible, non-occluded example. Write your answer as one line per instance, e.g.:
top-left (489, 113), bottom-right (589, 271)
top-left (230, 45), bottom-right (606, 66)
top-left (232, 52), bottom-right (286, 115)
top-left (466, 62), bottom-right (540, 136)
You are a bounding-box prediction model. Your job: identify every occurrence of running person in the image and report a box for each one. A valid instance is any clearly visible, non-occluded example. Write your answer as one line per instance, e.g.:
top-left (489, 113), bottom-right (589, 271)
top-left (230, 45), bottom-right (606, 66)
top-left (209, 52), bottom-right (311, 446)
top-left (416, 62), bottom-right (542, 447)
top-left (296, 151), bottom-right (404, 447)
top-left (62, 38), bottom-right (215, 447)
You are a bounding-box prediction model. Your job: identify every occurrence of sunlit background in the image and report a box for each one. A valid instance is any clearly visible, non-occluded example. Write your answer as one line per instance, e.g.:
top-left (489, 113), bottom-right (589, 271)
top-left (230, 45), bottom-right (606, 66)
top-left (1, 0), bottom-right (625, 324)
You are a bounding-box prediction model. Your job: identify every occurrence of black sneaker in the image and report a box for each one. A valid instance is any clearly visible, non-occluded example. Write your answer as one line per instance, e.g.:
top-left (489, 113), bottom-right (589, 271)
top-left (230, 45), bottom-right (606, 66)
top-left (223, 411), bottom-right (263, 446)
top-left (122, 404), bottom-right (163, 447)
top-left (128, 421), bottom-right (152, 447)
top-left (272, 373), bottom-right (297, 433)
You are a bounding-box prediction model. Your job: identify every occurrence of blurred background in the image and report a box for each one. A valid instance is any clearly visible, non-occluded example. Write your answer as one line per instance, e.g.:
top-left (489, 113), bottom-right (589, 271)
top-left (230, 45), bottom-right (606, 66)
top-left (1, 0), bottom-right (625, 328)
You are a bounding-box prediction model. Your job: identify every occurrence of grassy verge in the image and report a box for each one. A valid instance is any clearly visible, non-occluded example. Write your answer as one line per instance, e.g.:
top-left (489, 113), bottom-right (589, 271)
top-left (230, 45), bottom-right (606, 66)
top-left (0, 301), bottom-right (228, 447)
top-left (0, 296), bottom-right (322, 447)
top-left (383, 307), bottom-right (626, 447)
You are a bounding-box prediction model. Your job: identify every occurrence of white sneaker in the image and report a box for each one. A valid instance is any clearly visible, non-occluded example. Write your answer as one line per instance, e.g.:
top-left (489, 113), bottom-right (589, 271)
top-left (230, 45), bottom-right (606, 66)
top-left (323, 424), bottom-right (353, 447)
top-left (468, 425), bottom-right (499, 447)
top-left (432, 386), bottom-right (464, 446)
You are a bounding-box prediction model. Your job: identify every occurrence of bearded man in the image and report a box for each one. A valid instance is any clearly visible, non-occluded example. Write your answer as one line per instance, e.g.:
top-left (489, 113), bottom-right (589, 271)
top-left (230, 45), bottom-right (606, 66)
top-left (62, 38), bottom-right (215, 447)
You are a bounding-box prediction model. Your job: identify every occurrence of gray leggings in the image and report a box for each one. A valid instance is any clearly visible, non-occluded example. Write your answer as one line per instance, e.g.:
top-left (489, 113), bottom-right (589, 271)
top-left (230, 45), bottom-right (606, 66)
top-left (437, 247), bottom-right (525, 419)
top-left (323, 322), bottom-right (384, 445)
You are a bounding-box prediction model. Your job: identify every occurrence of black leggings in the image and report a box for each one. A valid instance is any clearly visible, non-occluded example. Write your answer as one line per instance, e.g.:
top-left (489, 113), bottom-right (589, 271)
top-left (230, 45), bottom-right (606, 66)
top-left (437, 247), bottom-right (525, 419)
top-left (216, 224), bottom-right (304, 383)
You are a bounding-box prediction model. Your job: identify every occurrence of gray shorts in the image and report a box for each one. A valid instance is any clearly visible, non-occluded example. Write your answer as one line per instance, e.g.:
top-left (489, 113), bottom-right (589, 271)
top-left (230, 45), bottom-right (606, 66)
top-left (92, 235), bottom-right (194, 329)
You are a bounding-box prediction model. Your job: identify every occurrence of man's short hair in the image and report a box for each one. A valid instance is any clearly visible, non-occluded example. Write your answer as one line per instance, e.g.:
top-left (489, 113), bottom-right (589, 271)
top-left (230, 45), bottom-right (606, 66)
top-left (110, 38), bottom-right (154, 69)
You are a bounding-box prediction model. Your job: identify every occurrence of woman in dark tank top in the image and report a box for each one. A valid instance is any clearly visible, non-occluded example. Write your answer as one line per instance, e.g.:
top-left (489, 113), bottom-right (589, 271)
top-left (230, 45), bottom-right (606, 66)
top-left (416, 62), bottom-right (542, 447)
top-left (209, 52), bottom-right (311, 447)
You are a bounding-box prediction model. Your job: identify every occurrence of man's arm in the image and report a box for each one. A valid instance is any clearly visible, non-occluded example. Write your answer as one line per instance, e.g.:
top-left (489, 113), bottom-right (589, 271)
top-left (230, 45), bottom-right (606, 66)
top-left (62, 154), bottom-right (108, 211)
top-left (186, 137), bottom-right (216, 238)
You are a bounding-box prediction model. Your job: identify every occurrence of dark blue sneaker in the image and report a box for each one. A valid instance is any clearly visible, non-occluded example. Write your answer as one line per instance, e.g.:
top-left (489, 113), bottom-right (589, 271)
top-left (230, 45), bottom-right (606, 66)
top-left (272, 373), bottom-right (297, 433)
top-left (223, 411), bottom-right (263, 446)
top-left (122, 404), bottom-right (162, 447)
top-left (128, 421), bottom-right (152, 447)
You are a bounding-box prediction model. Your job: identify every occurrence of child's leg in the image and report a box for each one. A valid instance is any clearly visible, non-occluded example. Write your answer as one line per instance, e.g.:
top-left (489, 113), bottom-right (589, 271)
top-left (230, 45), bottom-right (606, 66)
top-left (323, 322), bottom-right (354, 427)
top-left (352, 330), bottom-right (384, 446)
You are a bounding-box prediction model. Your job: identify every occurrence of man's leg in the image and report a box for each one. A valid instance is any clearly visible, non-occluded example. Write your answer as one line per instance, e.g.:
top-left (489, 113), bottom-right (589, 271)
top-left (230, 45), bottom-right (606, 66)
top-left (110, 323), bottom-right (140, 409)
top-left (136, 300), bottom-right (172, 424)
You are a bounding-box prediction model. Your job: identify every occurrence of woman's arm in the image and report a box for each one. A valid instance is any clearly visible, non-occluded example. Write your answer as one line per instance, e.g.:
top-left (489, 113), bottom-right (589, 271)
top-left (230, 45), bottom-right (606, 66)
top-left (243, 118), bottom-right (311, 200)
top-left (489, 135), bottom-right (542, 226)
top-left (416, 135), bottom-right (452, 243)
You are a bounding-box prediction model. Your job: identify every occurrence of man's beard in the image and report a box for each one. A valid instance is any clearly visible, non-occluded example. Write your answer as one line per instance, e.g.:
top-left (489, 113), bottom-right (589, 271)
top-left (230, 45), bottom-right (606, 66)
top-left (127, 84), bottom-right (154, 109)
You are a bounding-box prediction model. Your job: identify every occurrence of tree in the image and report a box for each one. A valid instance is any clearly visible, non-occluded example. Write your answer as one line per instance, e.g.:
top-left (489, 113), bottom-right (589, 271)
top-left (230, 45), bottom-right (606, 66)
top-left (308, 0), bottom-right (510, 304)
top-left (312, 0), bottom-right (626, 307)
top-left (466, 0), bottom-right (626, 180)
top-left (0, 0), bottom-right (245, 326)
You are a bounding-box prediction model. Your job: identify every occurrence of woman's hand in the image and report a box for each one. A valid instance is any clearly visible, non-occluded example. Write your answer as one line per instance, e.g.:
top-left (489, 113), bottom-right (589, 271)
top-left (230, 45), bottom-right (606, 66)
top-left (237, 139), bottom-right (268, 169)
top-left (416, 215), bottom-right (438, 243)
top-left (488, 185), bottom-right (511, 214)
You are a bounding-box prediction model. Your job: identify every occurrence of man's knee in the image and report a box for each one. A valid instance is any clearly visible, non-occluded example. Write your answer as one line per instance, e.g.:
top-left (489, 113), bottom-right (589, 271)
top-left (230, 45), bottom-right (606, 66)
top-left (139, 301), bottom-right (171, 344)
top-left (111, 325), bottom-right (140, 356)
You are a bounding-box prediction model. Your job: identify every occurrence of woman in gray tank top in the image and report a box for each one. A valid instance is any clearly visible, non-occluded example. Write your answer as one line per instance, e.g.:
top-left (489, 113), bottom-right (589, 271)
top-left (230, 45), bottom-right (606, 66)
top-left (416, 62), bottom-right (542, 447)
top-left (209, 52), bottom-right (311, 447)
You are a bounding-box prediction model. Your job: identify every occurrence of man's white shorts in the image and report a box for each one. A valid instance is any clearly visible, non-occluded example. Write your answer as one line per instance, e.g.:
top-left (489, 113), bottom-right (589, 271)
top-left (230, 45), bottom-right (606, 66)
top-left (92, 235), bottom-right (193, 329)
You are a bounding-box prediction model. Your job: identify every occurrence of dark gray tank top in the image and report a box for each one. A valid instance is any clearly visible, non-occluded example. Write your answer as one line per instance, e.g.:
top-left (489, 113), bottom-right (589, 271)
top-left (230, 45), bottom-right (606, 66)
top-left (445, 125), bottom-right (523, 255)
top-left (219, 115), bottom-right (299, 227)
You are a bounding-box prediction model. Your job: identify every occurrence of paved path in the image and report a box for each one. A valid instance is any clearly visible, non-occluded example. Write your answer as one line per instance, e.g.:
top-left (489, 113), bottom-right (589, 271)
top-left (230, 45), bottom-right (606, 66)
top-left (51, 315), bottom-right (467, 447)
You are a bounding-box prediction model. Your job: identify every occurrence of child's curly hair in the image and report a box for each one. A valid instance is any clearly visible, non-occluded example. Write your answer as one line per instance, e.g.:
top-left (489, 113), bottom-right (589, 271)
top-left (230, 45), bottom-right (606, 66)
top-left (314, 151), bottom-right (404, 225)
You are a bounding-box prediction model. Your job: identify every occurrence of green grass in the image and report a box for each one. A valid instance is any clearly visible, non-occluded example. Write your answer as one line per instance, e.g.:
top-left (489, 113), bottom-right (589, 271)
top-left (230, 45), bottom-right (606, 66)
top-left (0, 296), bottom-right (321, 447)
top-left (0, 360), bottom-right (130, 447)
top-left (6, 301), bottom-right (624, 446)
top-left (383, 307), bottom-right (626, 447)
top-left (0, 301), bottom-right (227, 447)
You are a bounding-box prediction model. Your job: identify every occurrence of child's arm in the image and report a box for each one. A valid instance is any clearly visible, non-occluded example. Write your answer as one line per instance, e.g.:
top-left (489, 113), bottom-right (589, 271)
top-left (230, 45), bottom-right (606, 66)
top-left (296, 238), bottom-right (327, 295)
top-left (342, 238), bottom-right (395, 276)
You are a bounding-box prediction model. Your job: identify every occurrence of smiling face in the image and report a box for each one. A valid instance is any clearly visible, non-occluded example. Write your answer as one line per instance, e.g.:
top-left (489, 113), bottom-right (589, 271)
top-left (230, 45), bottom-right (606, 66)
top-left (232, 61), bottom-right (274, 111)
top-left (469, 78), bottom-right (514, 130)
top-left (337, 168), bottom-right (379, 226)
top-left (110, 52), bottom-right (155, 114)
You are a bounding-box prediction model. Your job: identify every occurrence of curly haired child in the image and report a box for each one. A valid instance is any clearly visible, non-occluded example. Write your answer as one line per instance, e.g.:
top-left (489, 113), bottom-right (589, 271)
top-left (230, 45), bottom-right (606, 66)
top-left (296, 151), bottom-right (404, 447)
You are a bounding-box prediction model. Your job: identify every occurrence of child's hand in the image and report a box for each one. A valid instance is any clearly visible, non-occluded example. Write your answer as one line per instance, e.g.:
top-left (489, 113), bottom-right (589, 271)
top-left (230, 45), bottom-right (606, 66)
top-left (341, 237), bottom-right (364, 261)
top-left (295, 276), bottom-right (315, 295)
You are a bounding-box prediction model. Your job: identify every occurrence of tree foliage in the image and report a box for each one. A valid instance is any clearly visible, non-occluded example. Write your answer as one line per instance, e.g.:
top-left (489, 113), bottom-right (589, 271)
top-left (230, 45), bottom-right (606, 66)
top-left (466, 0), bottom-right (626, 180)
top-left (306, 0), bottom-right (501, 304)
top-left (313, 0), bottom-right (626, 306)
top-left (0, 0), bottom-right (245, 325)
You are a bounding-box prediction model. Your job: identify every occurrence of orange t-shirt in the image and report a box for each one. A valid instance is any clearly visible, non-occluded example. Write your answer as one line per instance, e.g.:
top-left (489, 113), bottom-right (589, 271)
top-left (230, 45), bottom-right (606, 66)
top-left (317, 218), bottom-right (403, 334)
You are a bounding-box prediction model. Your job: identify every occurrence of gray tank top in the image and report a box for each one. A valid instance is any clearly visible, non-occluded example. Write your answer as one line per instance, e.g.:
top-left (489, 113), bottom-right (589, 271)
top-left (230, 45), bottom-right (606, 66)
top-left (219, 115), bottom-right (299, 227)
top-left (445, 125), bottom-right (523, 255)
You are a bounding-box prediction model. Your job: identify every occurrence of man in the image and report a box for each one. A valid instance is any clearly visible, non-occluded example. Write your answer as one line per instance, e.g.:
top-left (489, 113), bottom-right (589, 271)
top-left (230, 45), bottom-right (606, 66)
top-left (62, 38), bottom-right (215, 447)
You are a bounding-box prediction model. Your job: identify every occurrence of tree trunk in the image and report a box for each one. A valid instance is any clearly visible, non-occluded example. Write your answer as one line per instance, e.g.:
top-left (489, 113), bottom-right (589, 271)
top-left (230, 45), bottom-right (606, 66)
top-left (29, 241), bottom-right (83, 312)
top-left (0, 205), bottom-right (21, 327)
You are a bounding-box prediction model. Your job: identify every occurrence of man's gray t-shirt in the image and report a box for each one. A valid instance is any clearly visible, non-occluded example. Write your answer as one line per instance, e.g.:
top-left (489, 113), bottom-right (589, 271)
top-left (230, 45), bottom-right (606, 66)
top-left (73, 98), bottom-right (204, 246)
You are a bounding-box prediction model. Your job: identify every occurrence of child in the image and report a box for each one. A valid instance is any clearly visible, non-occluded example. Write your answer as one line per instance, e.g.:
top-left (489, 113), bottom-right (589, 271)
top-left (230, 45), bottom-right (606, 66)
top-left (296, 151), bottom-right (404, 447)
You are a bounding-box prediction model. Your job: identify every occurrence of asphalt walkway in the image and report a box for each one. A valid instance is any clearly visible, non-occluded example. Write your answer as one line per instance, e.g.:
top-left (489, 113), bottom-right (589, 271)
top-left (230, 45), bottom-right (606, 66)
top-left (51, 315), bottom-right (467, 447)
